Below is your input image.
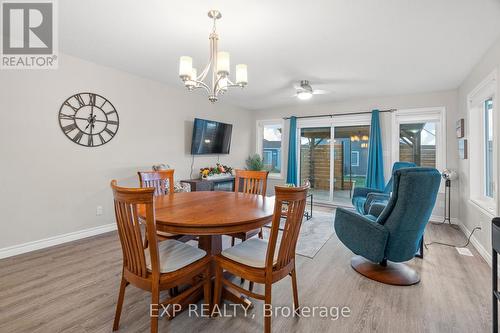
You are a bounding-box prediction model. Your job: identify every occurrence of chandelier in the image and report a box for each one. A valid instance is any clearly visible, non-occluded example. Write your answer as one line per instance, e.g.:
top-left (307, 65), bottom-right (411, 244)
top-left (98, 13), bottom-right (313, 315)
top-left (178, 10), bottom-right (248, 103)
top-left (350, 134), bottom-right (369, 142)
top-left (351, 133), bottom-right (369, 148)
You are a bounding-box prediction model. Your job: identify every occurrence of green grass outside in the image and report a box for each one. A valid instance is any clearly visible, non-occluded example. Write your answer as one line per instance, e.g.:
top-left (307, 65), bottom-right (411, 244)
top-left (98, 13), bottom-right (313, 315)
top-left (343, 176), bottom-right (366, 187)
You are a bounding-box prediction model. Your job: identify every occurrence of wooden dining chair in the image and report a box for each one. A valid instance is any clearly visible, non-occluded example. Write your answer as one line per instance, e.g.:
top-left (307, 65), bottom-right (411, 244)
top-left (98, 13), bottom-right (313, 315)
top-left (138, 170), bottom-right (191, 244)
top-left (138, 170), bottom-right (175, 196)
top-left (110, 180), bottom-right (211, 333)
top-left (214, 186), bottom-right (308, 333)
top-left (228, 169), bottom-right (269, 246)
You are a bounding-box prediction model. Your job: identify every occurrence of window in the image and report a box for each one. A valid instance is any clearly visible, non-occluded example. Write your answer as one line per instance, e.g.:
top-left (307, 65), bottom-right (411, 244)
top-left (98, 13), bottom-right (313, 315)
top-left (399, 122), bottom-right (437, 168)
top-left (391, 107), bottom-right (446, 191)
top-left (485, 98), bottom-right (494, 198)
top-left (351, 151), bottom-right (360, 167)
top-left (263, 151), bottom-right (273, 167)
top-left (257, 120), bottom-right (283, 178)
top-left (468, 70), bottom-right (497, 214)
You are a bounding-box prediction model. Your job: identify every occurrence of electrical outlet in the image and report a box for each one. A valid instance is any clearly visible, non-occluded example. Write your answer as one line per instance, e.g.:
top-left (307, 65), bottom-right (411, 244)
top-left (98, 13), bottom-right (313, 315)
top-left (456, 247), bottom-right (473, 256)
top-left (96, 206), bottom-right (104, 216)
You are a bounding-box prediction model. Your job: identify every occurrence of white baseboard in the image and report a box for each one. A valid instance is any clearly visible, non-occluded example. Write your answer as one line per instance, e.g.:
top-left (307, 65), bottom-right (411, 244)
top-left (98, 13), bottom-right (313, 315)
top-left (429, 215), bottom-right (491, 266)
top-left (0, 223), bottom-right (117, 259)
top-left (429, 215), bottom-right (458, 224)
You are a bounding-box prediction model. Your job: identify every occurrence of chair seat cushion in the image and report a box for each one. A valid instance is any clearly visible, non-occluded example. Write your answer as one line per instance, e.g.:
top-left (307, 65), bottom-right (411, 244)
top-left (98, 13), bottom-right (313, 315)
top-left (145, 239), bottom-right (206, 273)
top-left (221, 238), bottom-right (277, 268)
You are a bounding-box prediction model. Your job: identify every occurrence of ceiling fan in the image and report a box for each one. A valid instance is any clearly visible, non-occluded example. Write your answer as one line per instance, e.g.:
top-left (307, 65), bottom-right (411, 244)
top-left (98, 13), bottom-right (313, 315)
top-left (293, 80), bottom-right (330, 100)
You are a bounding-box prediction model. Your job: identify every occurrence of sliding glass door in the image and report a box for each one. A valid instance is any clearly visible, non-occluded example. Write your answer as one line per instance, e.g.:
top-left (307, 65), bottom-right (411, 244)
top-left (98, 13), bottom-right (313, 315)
top-left (299, 127), bottom-right (331, 201)
top-left (298, 115), bottom-right (371, 206)
top-left (332, 126), bottom-right (370, 206)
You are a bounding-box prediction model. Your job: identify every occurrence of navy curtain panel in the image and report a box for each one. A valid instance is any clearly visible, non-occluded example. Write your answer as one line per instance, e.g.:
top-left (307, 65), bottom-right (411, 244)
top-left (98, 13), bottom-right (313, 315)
top-left (366, 110), bottom-right (385, 190)
top-left (286, 116), bottom-right (298, 185)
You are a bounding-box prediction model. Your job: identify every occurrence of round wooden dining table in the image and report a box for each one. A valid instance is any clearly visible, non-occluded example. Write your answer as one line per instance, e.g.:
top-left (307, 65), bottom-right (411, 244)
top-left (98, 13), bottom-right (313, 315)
top-left (148, 191), bottom-right (275, 308)
top-left (152, 191), bottom-right (275, 241)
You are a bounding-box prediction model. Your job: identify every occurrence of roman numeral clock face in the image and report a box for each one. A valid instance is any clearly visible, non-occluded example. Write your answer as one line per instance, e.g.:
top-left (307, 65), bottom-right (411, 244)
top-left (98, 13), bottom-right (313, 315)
top-left (58, 93), bottom-right (119, 147)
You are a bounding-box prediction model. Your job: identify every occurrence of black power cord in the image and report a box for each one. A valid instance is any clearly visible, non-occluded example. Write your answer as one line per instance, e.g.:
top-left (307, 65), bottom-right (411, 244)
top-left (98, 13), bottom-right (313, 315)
top-left (425, 226), bottom-right (482, 249)
top-left (189, 155), bottom-right (195, 179)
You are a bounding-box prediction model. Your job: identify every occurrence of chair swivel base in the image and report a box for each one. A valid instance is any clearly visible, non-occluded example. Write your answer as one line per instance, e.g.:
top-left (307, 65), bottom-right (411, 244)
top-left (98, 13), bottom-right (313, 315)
top-left (350, 255), bottom-right (420, 286)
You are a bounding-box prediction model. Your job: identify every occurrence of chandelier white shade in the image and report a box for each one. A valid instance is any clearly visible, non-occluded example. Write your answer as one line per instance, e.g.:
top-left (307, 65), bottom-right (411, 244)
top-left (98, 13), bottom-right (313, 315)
top-left (178, 10), bottom-right (248, 103)
top-left (217, 51), bottom-right (230, 75)
top-left (236, 64), bottom-right (248, 84)
top-left (179, 56), bottom-right (193, 77)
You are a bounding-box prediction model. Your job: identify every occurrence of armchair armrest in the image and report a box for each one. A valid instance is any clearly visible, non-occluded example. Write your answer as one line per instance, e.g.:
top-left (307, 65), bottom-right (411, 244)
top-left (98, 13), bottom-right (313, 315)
top-left (334, 208), bottom-right (389, 263)
top-left (364, 193), bottom-right (390, 215)
top-left (352, 187), bottom-right (384, 198)
top-left (367, 203), bottom-right (387, 218)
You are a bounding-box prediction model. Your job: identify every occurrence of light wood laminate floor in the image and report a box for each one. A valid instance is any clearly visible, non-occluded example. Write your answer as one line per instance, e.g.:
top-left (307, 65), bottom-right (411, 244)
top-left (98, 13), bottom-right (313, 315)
top-left (0, 208), bottom-right (491, 333)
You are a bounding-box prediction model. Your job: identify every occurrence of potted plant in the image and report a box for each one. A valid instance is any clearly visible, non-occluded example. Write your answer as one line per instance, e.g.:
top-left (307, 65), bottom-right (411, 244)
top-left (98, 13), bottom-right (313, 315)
top-left (245, 154), bottom-right (264, 171)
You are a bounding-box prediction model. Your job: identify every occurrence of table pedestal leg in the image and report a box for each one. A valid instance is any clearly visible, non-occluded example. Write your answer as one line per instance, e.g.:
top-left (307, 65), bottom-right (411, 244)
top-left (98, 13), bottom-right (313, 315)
top-left (198, 235), bottom-right (222, 273)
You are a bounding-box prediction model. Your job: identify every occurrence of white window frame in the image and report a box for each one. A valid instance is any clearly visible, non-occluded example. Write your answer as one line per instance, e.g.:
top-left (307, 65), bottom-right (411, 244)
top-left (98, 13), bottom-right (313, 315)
top-left (391, 107), bottom-right (446, 192)
top-left (467, 70), bottom-right (498, 216)
top-left (351, 151), bottom-right (360, 167)
top-left (256, 119), bottom-right (284, 179)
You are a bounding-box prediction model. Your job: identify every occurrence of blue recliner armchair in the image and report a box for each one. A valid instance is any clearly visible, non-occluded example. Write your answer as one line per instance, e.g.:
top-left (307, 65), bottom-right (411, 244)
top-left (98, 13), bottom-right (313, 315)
top-left (352, 162), bottom-right (416, 215)
top-left (335, 167), bottom-right (441, 285)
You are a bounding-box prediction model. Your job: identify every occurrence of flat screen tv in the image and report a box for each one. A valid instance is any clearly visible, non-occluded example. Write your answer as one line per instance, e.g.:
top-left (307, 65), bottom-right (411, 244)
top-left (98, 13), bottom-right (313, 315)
top-left (191, 118), bottom-right (233, 155)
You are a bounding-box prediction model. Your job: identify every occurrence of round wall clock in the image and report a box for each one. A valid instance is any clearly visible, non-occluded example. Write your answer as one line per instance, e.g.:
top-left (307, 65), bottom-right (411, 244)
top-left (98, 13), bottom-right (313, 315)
top-left (58, 92), bottom-right (119, 147)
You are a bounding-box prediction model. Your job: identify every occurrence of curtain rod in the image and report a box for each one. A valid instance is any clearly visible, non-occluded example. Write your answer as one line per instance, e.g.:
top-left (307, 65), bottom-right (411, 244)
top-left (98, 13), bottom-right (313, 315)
top-left (282, 108), bottom-right (396, 120)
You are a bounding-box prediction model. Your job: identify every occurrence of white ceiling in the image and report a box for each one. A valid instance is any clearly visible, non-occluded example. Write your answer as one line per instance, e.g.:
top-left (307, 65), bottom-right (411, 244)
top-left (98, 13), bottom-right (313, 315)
top-left (60, 0), bottom-right (500, 110)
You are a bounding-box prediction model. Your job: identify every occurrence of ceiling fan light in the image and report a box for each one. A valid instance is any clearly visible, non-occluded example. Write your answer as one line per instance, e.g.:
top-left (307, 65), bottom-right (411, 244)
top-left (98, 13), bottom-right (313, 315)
top-left (297, 91), bottom-right (313, 100)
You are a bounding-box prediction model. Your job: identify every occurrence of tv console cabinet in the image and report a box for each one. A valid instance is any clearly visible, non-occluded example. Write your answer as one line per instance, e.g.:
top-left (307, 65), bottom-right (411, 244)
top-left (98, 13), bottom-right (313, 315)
top-left (180, 176), bottom-right (235, 192)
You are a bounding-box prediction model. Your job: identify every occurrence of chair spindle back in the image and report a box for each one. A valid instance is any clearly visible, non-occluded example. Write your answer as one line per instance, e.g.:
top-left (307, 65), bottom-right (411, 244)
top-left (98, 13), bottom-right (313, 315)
top-left (138, 170), bottom-right (175, 196)
top-left (111, 180), bottom-right (160, 278)
top-left (235, 170), bottom-right (269, 196)
top-left (266, 186), bottom-right (308, 271)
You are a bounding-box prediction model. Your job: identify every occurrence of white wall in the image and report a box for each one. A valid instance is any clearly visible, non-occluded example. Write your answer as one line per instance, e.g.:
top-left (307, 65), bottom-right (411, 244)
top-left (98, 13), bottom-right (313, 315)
top-left (252, 90), bottom-right (459, 218)
top-left (457, 36), bottom-right (500, 260)
top-left (0, 54), bottom-right (253, 250)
